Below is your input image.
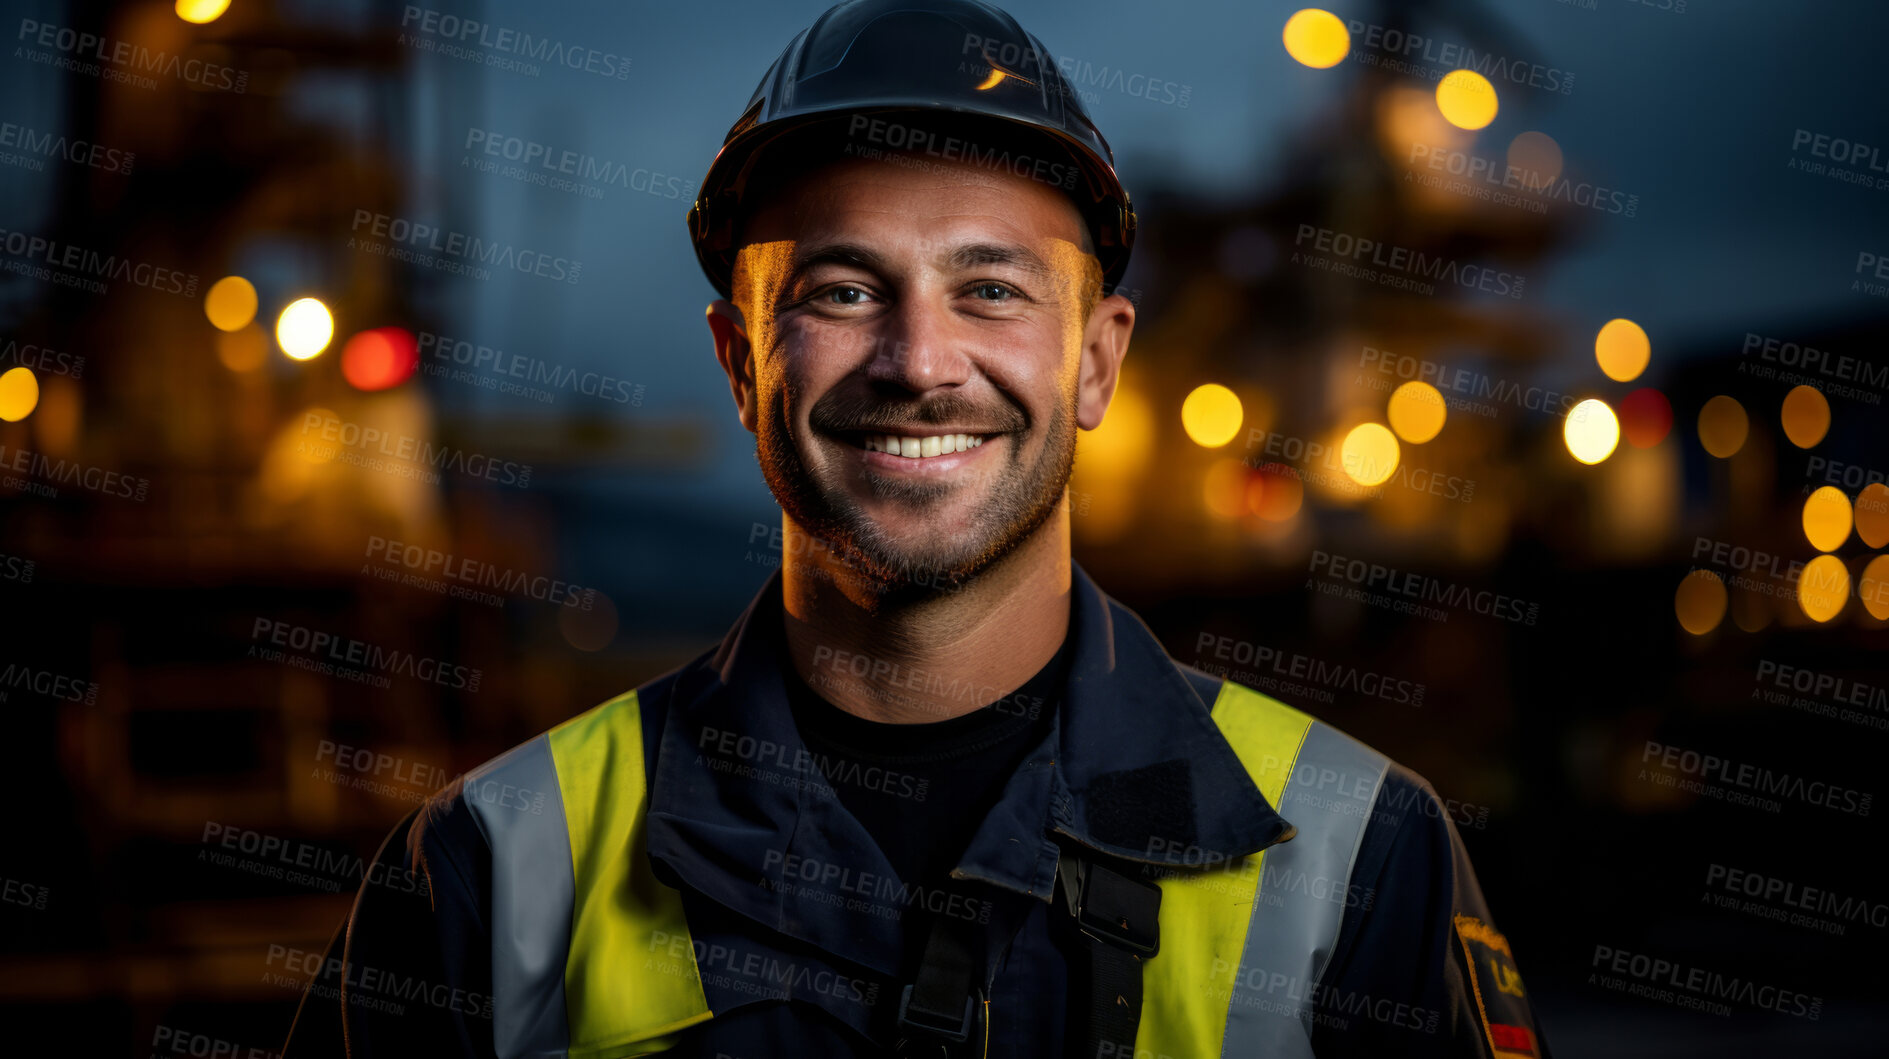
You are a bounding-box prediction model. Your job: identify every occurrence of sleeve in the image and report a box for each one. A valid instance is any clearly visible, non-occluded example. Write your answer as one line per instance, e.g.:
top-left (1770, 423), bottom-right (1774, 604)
top-left (1307, 764), bottom-right (1551, 1059)
top-left (280, 782), bottom-right (499, 1059)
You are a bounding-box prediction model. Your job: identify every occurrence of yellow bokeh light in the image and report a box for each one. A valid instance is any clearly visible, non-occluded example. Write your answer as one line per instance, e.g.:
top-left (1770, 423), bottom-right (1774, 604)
top-left (1563, 398), bottom-right (1620, 465)
top-left (1507, 131), bottom-right (1564, 188)
top-left (1204, 459), bottom-right (1249, 519)
top-left (1797, 553), bottom-right (1849, 623)
top-left (176, 0), bottom-right (232, 23)
top-left (1855, 482), bottom-right (1889, 548)
top-left (1779, 385), bottom-right (1830, 449)
top-left (0, 366), bottom-right (40, 421)
top-left (1802, 486), bottom-right (1852, 552)
top-left (1341, 423), bottom-right (1400, 486)
top-left (1594, 318), bottom-right (1650, 382)
top-left (1085, 385), bottom-right (1154, 476)
top-left (217, 324), bottom-right (268, 372)
top-left (1859, 555), bottom-right (1889, 621)
top-left (205, 275), bottom-right (258, 332)
top-left (1436, 69), bottom-right (1498, 131)
top-left (1282, 9), bottom-right (1350, 69)
top-left (276, 297), bottom-right (334, 360)
top-left (1674, 569), bottom-right (1727, 635)
top-left (1182, 383), bottom-right (1244, 448)
top-left (1387, 380), bottom-right (1446, 443)
top-left (1697, 395), bottom-right (1747, 458)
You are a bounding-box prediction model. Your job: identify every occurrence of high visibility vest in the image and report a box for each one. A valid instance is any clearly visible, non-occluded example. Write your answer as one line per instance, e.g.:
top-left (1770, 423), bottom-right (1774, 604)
top-left (462, 679), bottom-right (1389, 1059)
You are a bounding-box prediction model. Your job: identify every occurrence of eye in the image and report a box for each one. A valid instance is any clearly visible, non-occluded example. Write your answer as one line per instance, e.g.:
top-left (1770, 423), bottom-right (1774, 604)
top-left (818, 285), bottom-right (874, 306)
top-left (969, 282), bottom-right (1019, 302)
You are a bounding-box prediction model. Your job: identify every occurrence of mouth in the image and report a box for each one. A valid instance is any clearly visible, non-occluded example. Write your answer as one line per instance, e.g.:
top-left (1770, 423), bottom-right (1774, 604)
top-left (838, 430), bottom-right (995, 461)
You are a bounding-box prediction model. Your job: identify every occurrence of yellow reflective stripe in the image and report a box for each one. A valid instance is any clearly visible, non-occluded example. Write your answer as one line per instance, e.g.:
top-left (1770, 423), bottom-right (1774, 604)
top-left (1133, 680), bottom-right (1314, 1059)
top-left (548, 690), bottom-right (713, 1058)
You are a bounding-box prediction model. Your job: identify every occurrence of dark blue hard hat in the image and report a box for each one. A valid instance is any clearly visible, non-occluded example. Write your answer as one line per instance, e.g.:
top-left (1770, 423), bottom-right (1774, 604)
top-left (686, 0), bottom-right (1137, 299)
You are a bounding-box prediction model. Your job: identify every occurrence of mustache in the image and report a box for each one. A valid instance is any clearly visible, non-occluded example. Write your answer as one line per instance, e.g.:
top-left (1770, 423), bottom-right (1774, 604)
top-left (810, 390), bottom-right (1027, 435)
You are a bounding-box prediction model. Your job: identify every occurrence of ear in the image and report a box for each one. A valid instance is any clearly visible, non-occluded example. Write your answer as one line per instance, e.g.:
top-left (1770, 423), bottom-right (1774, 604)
top-left (1076, 292), bottom-right (1135, 431)
top-left (707, 299), bottom-right (758, 434)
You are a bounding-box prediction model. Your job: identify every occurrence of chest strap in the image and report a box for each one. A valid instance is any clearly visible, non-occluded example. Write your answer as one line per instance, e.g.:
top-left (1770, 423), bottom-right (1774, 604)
top-left (1053, 848), bottom-right (1163, 1058)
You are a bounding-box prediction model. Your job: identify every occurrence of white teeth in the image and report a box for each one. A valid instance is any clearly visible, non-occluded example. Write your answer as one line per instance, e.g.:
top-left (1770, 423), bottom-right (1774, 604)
top-left (861, 433), bottom-right (989, 458)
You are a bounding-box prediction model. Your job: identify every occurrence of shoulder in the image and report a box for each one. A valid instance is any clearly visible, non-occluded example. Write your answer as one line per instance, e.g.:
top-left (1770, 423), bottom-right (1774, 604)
top-left (1196, 672), bottom-right (1478, 849)
top-left (399, 652), bottom-right (707, 876)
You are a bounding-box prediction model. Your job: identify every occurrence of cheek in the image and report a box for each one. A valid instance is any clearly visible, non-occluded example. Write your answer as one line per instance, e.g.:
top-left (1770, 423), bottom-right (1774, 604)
top-left (980, 326), bottom-right (1072, 425)
top-left (763, 327), bottom-right (849, 430)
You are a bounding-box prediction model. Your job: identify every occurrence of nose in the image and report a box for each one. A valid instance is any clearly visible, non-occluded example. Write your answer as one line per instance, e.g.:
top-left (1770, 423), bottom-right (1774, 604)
top-left (864, 296), bottom-right (974, 394)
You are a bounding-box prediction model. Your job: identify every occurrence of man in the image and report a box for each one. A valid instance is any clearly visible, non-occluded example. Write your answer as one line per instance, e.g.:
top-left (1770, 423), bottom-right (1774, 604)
top-left (284, 2), bottom-right (1549, 1056)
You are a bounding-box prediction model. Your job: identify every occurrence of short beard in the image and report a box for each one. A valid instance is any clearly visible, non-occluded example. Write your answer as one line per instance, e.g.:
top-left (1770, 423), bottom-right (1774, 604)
top-left (756, 387), bottom-right (1077, 599)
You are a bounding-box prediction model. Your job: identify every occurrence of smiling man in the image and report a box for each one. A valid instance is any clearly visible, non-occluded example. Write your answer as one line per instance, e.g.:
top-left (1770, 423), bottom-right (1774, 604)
top-left (283, 2), bottom-right (1547, 1058)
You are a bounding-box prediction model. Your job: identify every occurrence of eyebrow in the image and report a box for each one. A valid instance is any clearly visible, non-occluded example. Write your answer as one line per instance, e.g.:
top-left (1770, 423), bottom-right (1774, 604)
top-left (789, 241), bottom-right (1053, 283)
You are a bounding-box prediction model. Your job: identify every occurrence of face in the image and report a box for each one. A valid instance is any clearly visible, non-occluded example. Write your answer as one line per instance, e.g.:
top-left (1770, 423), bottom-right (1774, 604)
top-left (716, 151), bottom-right (1129, 594)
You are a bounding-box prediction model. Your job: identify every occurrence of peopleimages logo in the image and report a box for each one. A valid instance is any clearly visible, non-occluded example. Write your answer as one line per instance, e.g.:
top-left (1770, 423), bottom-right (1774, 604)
top-left (1788, 128), bottom-right (1889, 191)
top-left (15, 18), bottom-right (248, 93)
top-left (416, 330), bottom-right (639, 405)
top-left (1194, 632), bottom-right (1426, 707)
top-left (0, 336), bottom-right (85, 379)
top-left (364, 534), bottom-right (596, 609)
top-left (299, 410), bottom-right (532, 488)
top-left (0, 661), bottom-right (98, 704)
top-left (1639, 740), bottom-right (1871, 816)
top-left (250, 617), bottom-right (483, 692)
top-left (397, 6), bottom-right (630, 80)
top-left (845, 114), bottom-right (1079, 192)
top-left (1337, 15), bottom-right (1573, 95)
top-left (0, 119), bottom-right (134, 175)
top-left (0, 441), bottom-right (150, 502)
top-left (349, 210), bottom-right (581, 285)
top-left (1740, 331), bottom-right (1887, 405)
top-left (462, 129), bottom-right (691, 201)
top-left (0, 227), bottom-right (198, 298)
top-left (1356, 345), bottom-right (1583, 421)
top-left (1590, 944), bottom-right (1821, 1020)
top-left (1293, 224), bottom-right (1525, 299)
top-left (959, 32), bottom-right (1192, 109)
top-left (1405, 143), bottom-right (1639, 218)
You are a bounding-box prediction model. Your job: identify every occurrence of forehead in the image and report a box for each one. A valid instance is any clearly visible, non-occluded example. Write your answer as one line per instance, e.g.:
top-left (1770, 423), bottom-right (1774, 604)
top-left (744, 153), bottom-right (1088, 255)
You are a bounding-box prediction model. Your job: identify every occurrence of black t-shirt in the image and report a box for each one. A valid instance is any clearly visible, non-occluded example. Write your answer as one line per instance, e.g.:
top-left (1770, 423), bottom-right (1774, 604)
top-left (783, 633), bottom-right (1069, 890)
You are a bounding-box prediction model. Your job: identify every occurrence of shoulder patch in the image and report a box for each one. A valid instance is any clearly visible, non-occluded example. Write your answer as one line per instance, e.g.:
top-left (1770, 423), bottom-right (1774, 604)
top-left (1453, 914), bottom-right (1538, 1059)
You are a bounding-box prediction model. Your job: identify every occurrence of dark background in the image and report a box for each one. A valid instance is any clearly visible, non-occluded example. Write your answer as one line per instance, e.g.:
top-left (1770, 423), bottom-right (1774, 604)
top-left (2, 0), bottom-right (1885, 1054)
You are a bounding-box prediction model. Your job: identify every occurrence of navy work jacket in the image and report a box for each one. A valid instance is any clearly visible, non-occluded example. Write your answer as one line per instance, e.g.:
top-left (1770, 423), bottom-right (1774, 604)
top-left (282, 561), bottom-right (1548, 1058)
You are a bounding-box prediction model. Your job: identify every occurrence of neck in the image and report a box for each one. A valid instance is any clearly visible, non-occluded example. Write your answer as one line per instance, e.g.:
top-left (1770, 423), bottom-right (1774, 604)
top-left (780, 505), bottom-right (1073, 725)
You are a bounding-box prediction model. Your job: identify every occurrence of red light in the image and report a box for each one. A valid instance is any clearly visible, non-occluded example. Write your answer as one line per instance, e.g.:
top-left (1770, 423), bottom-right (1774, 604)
top-left (341, 327), bottom-right (419, 391)
top-left (1618, 387), bottom-right (1671, 448)
top-left (1247, 462), bottom-right (1304, 521)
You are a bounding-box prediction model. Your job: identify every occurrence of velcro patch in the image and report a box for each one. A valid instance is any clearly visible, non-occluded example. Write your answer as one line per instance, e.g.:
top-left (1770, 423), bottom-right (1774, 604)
top-left (1454, 914), bottom-right (1537, 1059)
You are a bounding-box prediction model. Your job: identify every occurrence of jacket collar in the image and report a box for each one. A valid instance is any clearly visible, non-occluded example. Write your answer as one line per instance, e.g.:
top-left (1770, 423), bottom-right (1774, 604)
top-left (1048, 561), bottom-right (1296, 864)
top-left (643, 559), bottom-right (1292, 974)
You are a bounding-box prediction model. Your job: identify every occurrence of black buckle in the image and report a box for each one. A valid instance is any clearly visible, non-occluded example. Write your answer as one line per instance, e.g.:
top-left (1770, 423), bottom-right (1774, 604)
top-left (1058, 852), bottom-right (1161, 957)
top-left (897, 982), bottom-right (975, 1043)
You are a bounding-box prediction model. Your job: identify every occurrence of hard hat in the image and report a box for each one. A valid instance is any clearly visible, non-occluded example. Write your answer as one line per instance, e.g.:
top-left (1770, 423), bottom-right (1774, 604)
top-left (686, 0), bottom-right (1136, 301)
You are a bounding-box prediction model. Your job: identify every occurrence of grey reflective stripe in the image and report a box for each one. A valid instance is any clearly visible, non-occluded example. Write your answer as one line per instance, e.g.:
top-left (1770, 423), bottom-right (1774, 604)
top-left (1220, 721), bottom-right (1388, 1058)
top-left (463, 734), bottom-right (574, 1059)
